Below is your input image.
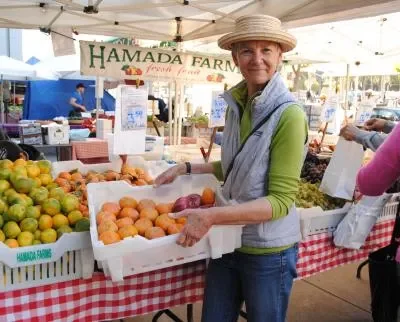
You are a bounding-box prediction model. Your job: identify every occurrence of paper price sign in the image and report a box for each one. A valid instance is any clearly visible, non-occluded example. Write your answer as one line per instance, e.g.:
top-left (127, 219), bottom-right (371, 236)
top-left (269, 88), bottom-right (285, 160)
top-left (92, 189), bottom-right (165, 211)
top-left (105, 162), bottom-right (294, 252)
top-left (356, 111), bottom-right (373, 126)
top-left (320, 106), bottom-right (337, 123)
top-left (126, 109), bottom-right (146, 129)
top-left (209, 91), bottom-right (227, 128)
top-left (320, 96), bottom-right (338, 122)
top-left (120, 87), bottom-right (147, 131)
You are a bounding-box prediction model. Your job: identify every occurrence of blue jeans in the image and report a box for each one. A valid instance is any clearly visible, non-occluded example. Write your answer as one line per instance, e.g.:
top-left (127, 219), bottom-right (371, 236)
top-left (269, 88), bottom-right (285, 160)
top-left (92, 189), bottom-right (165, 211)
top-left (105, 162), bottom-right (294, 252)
top-left (201, 245), bottom-right (298, 322)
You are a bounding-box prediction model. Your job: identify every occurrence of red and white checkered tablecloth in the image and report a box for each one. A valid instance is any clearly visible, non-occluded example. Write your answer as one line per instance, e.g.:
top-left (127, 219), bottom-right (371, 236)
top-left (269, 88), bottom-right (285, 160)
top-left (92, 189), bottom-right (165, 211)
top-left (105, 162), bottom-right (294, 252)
top-left (0, 261), bottom-right (206, 322)
top-left (297, 219), bottom-right (394, 279)
top-left (71, 139), bottom-right (109, 162)
top-left (0, 219), bottom-right (394, 321)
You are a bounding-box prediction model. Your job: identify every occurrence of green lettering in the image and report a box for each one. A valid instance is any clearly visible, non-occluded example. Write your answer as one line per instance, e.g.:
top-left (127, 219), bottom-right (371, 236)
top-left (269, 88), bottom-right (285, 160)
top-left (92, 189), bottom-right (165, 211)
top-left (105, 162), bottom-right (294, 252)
top-left (36, 248), bottom-right (52, 260)
top-left (200, 58), bottom-right (211, 69)
top-left (122, 49), bottom-right (141, 63)
top-left (225, 60), bottom-right (237, 73)
top-left (213, 59), bottom-right (224, 71)
top-left (107, 48), bottom-right (120, 62)
top-left (89, 44), bottom-right (105, 69)
top-left (143, 52), bottom-right (155, 63)
top-left (191, 56), bottom-right (202, 67)
top-left (157, 52), bottom-right (172, 64)
top-left (171, 55), bottom-right (183, 65)
top-left (17, 251), bottom-right (36, 263)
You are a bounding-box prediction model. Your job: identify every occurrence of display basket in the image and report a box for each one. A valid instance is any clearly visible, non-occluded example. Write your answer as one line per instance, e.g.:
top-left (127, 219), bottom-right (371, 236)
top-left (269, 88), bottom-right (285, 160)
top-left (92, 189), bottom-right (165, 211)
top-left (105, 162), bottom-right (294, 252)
top-left (0, 232), bottom-right (94, 291)
top-left (299, 193), bottom-right (400, 239)
top-left (87, 174), bottom-right (242, 282)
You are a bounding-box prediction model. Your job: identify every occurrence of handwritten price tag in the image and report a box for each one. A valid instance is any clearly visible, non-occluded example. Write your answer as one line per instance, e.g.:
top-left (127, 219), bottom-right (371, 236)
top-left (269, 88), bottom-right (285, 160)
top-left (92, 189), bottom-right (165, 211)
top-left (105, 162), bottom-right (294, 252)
top-left (126, 108), bottom-right (146, 129)
top-left (209, 91), bottom-right (227, 128)
top-left (356, 111), bottom-right (373, 126)
top-left (320, 95), bottom-right (338, 122)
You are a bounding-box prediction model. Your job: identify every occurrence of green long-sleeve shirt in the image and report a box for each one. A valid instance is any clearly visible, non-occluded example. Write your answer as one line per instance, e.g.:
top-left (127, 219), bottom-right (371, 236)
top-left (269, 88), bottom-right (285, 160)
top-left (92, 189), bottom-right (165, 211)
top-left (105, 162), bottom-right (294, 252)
top-left (212, 88), bottom-right (308, 254)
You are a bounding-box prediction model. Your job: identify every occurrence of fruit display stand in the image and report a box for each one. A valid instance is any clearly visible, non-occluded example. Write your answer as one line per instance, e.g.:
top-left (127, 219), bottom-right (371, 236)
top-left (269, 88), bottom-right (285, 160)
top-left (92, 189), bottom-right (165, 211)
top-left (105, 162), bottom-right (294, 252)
top-left (0, 232), bottom-right (94, 291)
top-left (0, 211), bottom-right (394, 321)
top-left (87, 174), bottom-right (242, 282)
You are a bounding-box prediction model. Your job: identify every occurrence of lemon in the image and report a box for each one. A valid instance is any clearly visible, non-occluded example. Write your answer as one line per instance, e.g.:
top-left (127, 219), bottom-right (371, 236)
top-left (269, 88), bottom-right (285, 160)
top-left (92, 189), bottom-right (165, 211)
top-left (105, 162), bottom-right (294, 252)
top-left (40, 228), bottom-right (57, 244)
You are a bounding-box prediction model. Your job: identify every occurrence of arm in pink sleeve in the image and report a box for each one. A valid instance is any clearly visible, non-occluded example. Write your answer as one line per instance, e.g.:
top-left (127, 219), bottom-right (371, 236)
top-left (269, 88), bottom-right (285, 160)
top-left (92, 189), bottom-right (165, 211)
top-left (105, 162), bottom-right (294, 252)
top-left (357, 123), bottom-right (400, 196)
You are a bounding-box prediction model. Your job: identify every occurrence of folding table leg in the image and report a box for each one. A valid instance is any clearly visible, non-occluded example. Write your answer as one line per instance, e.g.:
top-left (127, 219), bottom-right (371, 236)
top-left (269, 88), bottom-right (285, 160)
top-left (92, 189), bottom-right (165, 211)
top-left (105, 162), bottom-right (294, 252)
top-left (356, 259), bottom-right (369, 279)
top-left (187, 304), bottom-right (193, 322)
top-left (152, 309), bottom-right (183, 322)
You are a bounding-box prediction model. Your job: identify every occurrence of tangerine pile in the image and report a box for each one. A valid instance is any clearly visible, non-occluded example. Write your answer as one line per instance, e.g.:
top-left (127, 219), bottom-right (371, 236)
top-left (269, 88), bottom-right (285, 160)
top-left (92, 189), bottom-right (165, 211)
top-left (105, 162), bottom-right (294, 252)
top-left (54, 165), bottom-right (153, 211)
top-left (97, 188), bottom-right (216, 245)
top-left (0, 159), bottom-right (90, 248)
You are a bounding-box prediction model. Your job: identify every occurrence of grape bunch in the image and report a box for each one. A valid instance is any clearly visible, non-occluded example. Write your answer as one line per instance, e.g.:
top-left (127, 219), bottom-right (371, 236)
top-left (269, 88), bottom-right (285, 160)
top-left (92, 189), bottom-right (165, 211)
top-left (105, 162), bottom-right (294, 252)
top-left (295, 180), bottom-right (347, 211)
top-left (300, 152), bottom-right (329, 184)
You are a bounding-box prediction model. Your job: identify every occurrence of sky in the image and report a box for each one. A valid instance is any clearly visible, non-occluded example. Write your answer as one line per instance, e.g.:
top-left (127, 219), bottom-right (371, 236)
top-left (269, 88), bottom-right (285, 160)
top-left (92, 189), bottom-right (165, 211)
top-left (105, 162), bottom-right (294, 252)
top-left (22, 29), bottom-right (113, 62)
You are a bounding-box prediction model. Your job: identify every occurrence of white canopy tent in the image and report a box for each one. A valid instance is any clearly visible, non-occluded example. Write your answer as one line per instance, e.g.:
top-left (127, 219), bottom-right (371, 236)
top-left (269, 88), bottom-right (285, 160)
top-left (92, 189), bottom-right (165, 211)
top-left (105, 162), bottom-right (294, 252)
top-left (0, 55), bottom-right (59, 123)
top-left (1, 0), bottom-right (400, 43)
top-left (0, 55), bottom-right (36, 81)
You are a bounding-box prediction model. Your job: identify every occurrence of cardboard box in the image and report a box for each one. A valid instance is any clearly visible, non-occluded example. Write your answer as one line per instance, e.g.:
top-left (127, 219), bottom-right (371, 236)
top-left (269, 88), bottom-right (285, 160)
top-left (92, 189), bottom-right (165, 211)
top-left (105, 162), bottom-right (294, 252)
top-left (19, 123), bottom-right (42, 136)
top-left (42, 124), bottom-right (70, 145)
top-left (21, 134), bottom-right (43, 145)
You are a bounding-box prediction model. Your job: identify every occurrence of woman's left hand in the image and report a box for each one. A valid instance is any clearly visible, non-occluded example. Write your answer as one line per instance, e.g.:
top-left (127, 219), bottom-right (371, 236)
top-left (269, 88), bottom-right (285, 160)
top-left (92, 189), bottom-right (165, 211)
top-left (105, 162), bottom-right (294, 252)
top-left (170, 209), bottom-right (214, 247)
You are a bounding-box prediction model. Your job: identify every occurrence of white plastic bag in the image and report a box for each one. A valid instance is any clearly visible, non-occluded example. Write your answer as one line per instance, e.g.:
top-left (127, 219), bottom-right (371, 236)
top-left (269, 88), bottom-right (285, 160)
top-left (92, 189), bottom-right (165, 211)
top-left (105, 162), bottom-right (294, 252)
top-left (333, 194), bottom-right (391, 249)
top-left (320, 137), bottom-right (364, 200)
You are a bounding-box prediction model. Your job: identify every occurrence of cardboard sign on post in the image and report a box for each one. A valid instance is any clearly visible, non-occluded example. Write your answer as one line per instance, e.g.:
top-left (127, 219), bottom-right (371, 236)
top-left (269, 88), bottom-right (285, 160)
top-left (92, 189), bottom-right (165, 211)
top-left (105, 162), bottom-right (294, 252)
top-left (113, 85), bottom-right (147, 155)
top-left (320, 95), bottom-right (338, 123)
top-left (355, 101), bottom-right (375, 127)
top-left (209, 91), bottom-right (228, 128)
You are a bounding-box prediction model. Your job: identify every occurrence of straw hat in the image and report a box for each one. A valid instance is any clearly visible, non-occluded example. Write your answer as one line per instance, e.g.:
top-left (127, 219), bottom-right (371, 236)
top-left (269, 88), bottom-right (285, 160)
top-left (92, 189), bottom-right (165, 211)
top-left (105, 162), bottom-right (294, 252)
top-left (218, 15), bottom-right (296, 52)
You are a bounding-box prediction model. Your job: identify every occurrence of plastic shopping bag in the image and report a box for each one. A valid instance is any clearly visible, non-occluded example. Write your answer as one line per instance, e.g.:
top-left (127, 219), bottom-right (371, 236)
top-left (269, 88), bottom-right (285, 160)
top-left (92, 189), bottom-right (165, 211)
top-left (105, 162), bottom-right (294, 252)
top-left (333, 194), bottom-right (391, 249)
top-left (320, 137), bottom-right (364, 199)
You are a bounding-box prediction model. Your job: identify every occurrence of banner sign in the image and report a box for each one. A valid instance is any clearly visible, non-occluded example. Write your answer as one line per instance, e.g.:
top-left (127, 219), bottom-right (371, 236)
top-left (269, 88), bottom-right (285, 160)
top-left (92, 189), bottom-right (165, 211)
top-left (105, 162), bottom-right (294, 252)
top-left (80, 41), bottom-right (242, 84)
top-left (209, 91), bottom-right (227, 128)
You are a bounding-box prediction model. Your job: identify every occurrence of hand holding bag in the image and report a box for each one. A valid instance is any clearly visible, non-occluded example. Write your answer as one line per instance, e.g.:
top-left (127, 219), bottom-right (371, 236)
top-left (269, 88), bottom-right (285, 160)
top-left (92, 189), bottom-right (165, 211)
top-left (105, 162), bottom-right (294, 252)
top-left (320, 137), bottom-right (364, 200)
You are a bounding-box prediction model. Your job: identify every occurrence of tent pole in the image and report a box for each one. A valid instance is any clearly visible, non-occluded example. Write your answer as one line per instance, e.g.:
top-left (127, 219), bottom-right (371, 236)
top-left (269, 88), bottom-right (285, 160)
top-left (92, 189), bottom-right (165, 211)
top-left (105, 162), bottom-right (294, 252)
top-left (173, 80), bottom-right (179, 145)
top-left (177, 82), bottom-right (184, 146)
top-left (0, 75), bottom-right (4, 125)
top-left (168, 82), bottom-right (173, 144)
top-left (344, 64), bottom-right (350, 113)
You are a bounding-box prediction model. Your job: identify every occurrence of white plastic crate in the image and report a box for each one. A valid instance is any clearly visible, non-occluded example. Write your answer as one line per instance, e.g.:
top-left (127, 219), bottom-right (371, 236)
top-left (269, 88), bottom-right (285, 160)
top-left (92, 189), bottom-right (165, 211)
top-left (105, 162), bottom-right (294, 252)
top-left (0, 232), bottom-right (94, 291)
top-left (299, 196), bottom-right (400, 239)
top-left (299, 203), bottom-right (352, 239)
top-left (87, 174), bottom-right (242, 282)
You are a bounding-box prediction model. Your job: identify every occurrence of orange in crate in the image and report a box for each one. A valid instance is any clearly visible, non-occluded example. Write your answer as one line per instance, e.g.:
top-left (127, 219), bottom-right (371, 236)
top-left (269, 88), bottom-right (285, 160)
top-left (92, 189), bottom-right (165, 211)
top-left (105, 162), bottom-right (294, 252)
top-left (99, 231), bottom-right (121, 245)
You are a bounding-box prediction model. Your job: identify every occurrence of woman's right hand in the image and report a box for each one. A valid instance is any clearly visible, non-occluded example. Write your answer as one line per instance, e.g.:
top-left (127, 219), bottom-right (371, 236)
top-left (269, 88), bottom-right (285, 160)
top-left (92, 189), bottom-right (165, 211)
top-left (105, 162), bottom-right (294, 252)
top-left (154, 164), bottom-right (186, 187)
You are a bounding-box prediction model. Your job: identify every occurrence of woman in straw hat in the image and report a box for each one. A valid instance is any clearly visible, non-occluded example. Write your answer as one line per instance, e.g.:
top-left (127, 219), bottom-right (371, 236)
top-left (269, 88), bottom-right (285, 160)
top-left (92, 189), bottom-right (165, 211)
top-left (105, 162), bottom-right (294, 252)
top-left (155, 14), bottom-right (308, 321)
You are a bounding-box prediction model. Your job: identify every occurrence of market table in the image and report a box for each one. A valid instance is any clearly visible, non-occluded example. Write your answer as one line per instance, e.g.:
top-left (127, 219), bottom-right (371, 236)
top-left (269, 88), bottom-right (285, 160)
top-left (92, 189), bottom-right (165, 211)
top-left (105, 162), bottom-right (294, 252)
top-left (33, 144), bottom-right (73, 162)
top-left (0, 218), bottom-right (394, 322)
top-left (71, 137), bottom-right (199, 164)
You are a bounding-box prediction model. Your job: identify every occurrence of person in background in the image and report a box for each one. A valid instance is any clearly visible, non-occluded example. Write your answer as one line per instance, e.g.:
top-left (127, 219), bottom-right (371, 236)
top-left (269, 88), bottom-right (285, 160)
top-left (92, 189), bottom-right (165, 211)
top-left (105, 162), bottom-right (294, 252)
top-left (69, 83), bottom-right (87, 117)
top-left (154, 14), bottom-right (307, 322)
top-left (148, 94), bottom-right (168, 122)
top-left (340, 118), bottom-right (395, 152)
top-left (1, 81), bottom-right (11, 122)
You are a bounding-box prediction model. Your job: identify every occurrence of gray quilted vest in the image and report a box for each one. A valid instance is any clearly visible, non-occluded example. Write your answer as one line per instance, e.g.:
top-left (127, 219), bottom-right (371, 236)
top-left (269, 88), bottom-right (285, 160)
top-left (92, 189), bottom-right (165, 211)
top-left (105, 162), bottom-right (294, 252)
top-left (221, 73), bottom-right (304, 248)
